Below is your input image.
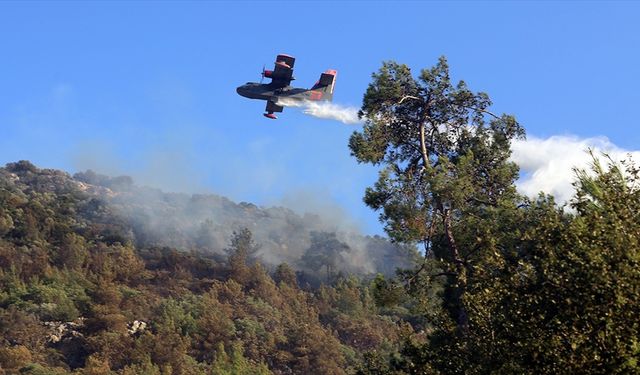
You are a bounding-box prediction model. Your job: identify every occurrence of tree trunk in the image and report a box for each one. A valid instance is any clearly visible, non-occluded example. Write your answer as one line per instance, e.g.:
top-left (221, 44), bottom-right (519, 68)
top-left (444, 208), bottom-right (469, 333)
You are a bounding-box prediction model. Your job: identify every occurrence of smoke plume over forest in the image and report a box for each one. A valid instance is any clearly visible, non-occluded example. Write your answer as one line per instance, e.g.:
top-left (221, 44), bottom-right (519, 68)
top-left (69, 168), bottom-right (416, 278)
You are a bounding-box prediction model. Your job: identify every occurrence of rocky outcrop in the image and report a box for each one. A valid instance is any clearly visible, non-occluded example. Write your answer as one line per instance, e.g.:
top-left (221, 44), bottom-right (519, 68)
top-left (127, 320), bottom-right (147, 335)
top-left (44, 318), bottom-right (85, 344)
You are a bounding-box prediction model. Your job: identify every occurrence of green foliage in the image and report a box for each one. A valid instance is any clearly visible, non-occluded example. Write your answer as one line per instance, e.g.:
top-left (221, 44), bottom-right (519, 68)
top-left (211, 342), bottom-right (271, 375)
top-left (0, 210), bottom-right (14, 236)
top-left (121, 357), bottom-right (161, 375)
top-left (226, 228), bottom-right (260, 285)
top-left (55, 233), bottom-right (88, 270)
top-left (461, 156), bottom-right (640, 374)
top-left (15, 363), bottom-right (68, 375)
top-left (371, 274), bottom-right (405, 308)
top-left (273, 263), bottom-right (297, 287)
top-left (351, 57), bottom-right (522, 239)
top-left (154, 297), bottom-right (200, 336)
top-left (301, 231), bottom-right (351, 281)
top-left (226, 228), bottom-right (260, 262)
top-left (352, 58), bottom-right (640, 374)
top-left (350, 57), bottom-right (524, 346)
top-left (0, 345), bottom-right (33, 372)
top-left (26, 281), bottom-right (80, 321)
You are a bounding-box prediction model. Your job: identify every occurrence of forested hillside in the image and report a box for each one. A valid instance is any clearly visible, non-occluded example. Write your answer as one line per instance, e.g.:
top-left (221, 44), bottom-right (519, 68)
top-left (0, 160), bottom-right (417, 374)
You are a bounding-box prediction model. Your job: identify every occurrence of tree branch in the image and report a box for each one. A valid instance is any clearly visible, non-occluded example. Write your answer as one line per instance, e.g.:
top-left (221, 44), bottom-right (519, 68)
top-left (443, 207), bottom-right (469, 332)
top-left (396, 95), bottom-right (431, 172)
top-left (400, 94), bottom-right (501, 120)
top-left (433, 272), bottom-right (458, 278)
top-left (452, 104), bottom-right (501, 119)
top-left (467, 196), bottom-right (497, 207)
top-left (398, 95), bottom-right (421, 104)
top-left (405, 219), bottom-right (437, 286)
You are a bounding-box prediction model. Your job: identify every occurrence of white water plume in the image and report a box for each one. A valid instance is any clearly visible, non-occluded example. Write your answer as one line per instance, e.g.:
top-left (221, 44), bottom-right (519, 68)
top-left (276, 98), bottom-right (362, 125)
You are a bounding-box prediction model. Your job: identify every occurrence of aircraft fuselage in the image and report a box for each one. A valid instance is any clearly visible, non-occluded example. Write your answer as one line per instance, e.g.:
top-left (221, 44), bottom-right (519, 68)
top-left (236, 82), bottom-right (323, 103)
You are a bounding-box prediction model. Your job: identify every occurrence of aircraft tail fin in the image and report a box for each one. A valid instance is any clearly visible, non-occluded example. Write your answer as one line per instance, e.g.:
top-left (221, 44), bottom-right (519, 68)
top-left (310, 70), bottom-right (337, 101)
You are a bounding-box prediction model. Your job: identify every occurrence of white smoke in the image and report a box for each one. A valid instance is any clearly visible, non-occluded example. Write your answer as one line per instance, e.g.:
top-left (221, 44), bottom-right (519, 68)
top-left (511, 135), bottom-right (640, 204)
top-left (276, 98), bottom-right (362, 125)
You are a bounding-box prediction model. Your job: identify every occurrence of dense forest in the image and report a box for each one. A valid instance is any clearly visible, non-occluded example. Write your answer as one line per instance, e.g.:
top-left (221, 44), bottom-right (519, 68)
top-left (1, 57), bottom-right (639, 374)
top-left (0, 160), bottom-right (419, 374)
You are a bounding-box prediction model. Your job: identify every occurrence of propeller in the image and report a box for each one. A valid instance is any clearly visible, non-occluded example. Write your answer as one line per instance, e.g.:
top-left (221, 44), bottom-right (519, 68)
top-left (260, 64), bottom-right (266, 83)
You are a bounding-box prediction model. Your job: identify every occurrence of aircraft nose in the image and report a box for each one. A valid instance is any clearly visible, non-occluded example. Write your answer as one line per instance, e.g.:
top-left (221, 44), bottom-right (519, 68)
top-left (236, 85), bottom-right (248, 97)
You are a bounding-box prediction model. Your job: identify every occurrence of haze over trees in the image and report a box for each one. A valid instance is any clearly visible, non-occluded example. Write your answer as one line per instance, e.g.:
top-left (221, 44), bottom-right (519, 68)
top-left (69, 169), bottom-right (416, 281)
top-left (0, 57), bottom-right (638, 374)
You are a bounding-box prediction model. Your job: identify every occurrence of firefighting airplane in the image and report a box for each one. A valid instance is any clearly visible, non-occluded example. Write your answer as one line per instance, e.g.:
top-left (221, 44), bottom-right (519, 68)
top-left (236, 54), bottom-right (337, 119)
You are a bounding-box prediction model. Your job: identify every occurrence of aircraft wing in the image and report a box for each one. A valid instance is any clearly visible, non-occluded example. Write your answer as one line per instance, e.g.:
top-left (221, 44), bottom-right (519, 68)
top-left (270, 54), bottom-right (295, 89)
top-left (276, 54), bottom-right (295, 69)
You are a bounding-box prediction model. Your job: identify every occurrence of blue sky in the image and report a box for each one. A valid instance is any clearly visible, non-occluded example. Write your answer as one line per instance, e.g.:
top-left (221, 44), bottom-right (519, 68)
top-left (1, 1), bottom-right (639, 234)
